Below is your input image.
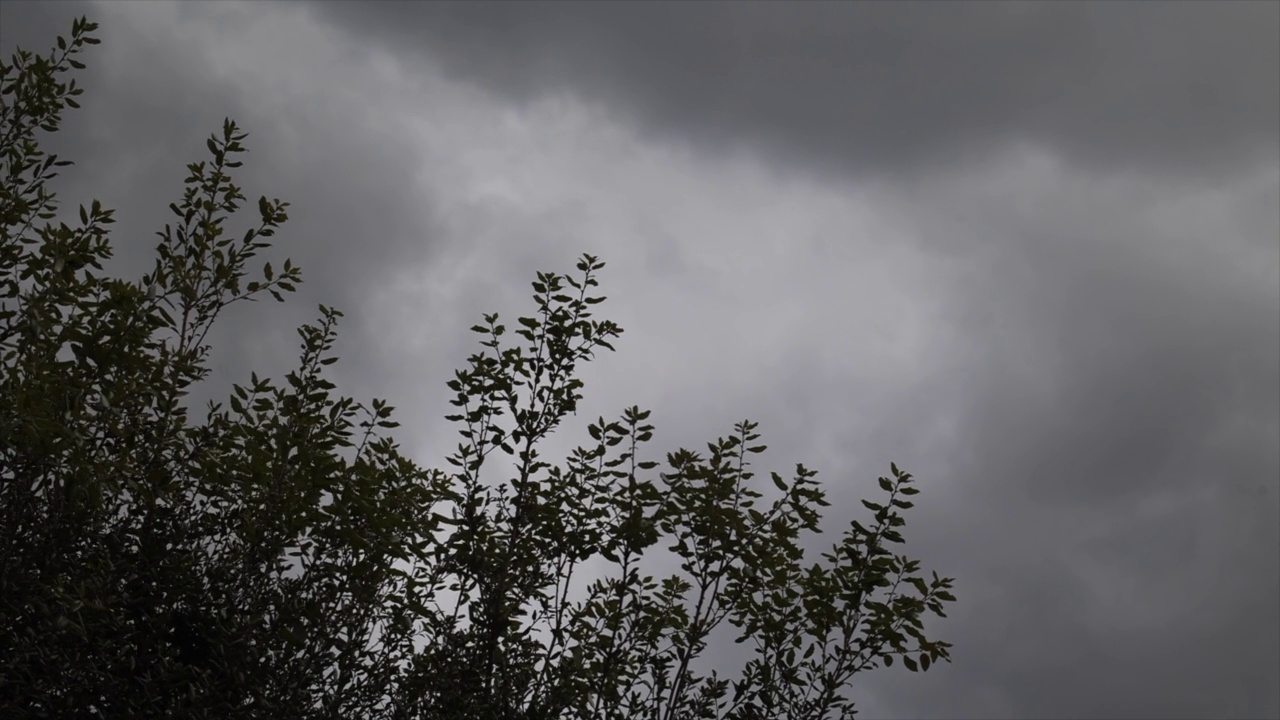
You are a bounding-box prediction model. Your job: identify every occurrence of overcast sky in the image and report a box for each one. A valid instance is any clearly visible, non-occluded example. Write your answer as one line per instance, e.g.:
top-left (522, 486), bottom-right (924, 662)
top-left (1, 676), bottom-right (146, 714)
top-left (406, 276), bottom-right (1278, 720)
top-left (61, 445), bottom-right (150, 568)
top-left (3, 1), bottom-right (1278, 718)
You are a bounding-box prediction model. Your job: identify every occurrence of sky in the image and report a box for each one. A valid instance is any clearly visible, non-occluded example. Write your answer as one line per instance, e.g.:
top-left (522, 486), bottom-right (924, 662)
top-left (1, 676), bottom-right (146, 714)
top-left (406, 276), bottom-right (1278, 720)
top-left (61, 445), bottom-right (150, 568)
top-left (2, 1), bottom-right (1278, 718)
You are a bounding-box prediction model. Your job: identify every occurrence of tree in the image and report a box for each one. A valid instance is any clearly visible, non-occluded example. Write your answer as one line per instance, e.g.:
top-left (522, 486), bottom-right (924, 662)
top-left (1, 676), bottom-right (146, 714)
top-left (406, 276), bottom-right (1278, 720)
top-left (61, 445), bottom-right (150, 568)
top-left (1, 17), bottom-right (448, 720)
top-left (1, 17), bottom-right (955, 720)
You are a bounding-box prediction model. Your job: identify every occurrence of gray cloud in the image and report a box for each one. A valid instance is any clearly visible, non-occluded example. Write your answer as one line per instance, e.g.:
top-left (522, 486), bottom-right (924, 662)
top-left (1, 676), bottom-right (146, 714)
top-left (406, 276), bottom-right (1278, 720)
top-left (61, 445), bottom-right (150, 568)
top-left (305, 1), bottom-right (1279, 183)
top-left (879, 163), bottom-right (1280, 718)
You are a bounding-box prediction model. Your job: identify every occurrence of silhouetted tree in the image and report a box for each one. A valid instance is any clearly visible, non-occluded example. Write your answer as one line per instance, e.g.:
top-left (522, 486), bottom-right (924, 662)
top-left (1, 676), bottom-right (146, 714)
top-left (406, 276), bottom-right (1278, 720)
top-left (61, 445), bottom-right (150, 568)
top-left (1, 18), bottom-right (955, 720)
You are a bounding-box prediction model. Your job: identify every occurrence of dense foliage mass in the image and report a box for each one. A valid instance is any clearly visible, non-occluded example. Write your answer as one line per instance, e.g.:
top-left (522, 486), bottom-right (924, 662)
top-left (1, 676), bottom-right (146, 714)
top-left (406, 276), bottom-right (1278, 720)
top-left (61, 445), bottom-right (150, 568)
top-left (0, 18), bottom-right (955, 719)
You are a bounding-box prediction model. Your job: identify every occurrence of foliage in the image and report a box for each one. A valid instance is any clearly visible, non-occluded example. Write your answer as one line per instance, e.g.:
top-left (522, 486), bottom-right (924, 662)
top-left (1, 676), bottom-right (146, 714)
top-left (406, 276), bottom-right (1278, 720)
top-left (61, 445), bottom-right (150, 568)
top-left (1, 17), bottom-right (446, 718)
top-left (0, 17), bottom-right (955, 720)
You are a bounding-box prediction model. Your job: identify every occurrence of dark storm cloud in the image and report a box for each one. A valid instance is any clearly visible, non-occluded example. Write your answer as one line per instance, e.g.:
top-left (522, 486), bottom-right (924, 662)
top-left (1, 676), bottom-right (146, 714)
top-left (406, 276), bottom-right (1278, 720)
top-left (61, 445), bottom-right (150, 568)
top-left (876, 166), bottom-right (1280, 719)
top-left (305, 0), bottom-right (1279, 182)
top-left (710, 157), bottom-right (1280, 718)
